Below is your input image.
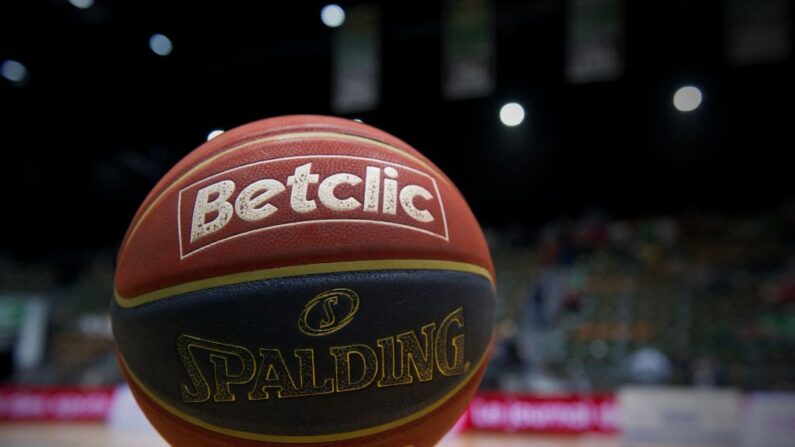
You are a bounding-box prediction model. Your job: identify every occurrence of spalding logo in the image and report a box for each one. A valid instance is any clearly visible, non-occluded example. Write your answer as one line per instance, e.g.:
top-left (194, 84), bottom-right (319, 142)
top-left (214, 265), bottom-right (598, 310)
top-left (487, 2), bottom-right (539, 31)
top-left (177, 155), bottom-right (449, 258)
top-left (298, 288), bottom-right (360, 336)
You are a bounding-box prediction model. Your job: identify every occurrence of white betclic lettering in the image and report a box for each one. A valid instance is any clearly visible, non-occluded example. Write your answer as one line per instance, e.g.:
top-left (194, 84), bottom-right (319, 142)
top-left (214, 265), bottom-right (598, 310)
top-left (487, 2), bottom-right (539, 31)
top-left (363, 167), bottom-right (380, 212)
top-left (190, 180), bottom-right (236, 242)
top-left (382, 167), bottom-right (398, 215)
top-left (399, 185), bottom-right (435, 223)
top-left (287, 163), bottom-right (319, 213)
top-left (234, 179), bottom-right (286, 221)
top-left (318, 173), bottom-right (363, 211)
top-left (187, 164), bottom-right (438, 245)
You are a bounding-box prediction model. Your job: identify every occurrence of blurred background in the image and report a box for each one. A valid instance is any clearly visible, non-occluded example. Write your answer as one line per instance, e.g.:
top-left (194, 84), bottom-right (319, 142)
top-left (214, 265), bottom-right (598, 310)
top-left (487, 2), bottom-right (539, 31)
top-left (1, 0), bottom-right (793, 446)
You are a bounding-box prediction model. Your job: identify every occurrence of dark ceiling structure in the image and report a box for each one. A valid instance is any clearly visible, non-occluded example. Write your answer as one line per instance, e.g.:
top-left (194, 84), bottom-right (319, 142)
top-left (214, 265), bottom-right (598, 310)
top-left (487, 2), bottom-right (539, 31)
top-left (1, 0), bottom-right (793, 259)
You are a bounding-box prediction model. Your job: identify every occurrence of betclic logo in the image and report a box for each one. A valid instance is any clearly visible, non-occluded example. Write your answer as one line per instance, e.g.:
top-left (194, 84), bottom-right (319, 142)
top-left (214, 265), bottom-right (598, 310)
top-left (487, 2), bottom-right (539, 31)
top-left (177, 155), bottom-right (449, 258)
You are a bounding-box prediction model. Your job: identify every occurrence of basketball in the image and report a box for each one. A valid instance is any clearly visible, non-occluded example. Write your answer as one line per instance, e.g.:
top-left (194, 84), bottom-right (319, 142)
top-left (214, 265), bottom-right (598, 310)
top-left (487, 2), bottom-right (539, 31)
top-left (111, 115), bottom-right (496, 447)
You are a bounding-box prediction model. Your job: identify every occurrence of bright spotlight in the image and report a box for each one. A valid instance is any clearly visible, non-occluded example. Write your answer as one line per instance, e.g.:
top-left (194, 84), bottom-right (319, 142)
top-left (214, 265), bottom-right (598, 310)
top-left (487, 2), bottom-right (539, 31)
top-left (1, 59), bottom-right (28, 84)
top-left (68, 0), bottom-right (95, 9)
top-left (321, 4), bottom-right (346, 28)
top-left (207, 129), bottom-right (224, 141)
top-left (673, 86), bottom-right (702, 112)
top-left (149, 33), bottom-right (173, 56)
top-left (499, 102), bottom-right (525, 127)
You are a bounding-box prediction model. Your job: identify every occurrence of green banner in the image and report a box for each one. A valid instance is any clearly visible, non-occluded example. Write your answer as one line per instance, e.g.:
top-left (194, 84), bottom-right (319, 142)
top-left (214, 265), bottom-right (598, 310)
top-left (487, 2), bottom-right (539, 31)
top-left (332, 5), bottom-right (381, 113)
top-left (726, 0), bottom-right (791, 65)
top-left (443, 0), bottom-right (495, 99)
top-left (0, 298), bottom-right (25, 349)
top-left (566, 0), bottom-right (624, 84)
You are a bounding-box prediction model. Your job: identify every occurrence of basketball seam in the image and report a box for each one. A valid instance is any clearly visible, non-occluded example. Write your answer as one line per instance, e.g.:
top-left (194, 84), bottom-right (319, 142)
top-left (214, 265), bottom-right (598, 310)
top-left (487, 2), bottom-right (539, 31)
top-left (115, 259), bottom-right (495, 308)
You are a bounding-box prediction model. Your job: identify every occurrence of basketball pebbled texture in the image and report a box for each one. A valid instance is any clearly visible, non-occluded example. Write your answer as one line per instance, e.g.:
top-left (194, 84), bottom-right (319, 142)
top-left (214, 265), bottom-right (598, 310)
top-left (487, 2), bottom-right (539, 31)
top-left (111, 115), bottom-right (496, 447)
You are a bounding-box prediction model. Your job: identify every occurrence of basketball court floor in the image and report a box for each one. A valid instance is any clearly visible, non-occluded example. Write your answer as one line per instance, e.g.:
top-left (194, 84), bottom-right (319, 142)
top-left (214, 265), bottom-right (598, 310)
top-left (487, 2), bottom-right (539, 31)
top-left (0, 424), bottom-right (619, 447)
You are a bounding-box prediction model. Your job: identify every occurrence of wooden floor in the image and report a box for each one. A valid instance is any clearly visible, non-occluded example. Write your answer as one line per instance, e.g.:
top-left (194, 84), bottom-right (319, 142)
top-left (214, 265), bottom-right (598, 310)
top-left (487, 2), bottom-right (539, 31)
top-left (0, 424), bottom-right (619, 447)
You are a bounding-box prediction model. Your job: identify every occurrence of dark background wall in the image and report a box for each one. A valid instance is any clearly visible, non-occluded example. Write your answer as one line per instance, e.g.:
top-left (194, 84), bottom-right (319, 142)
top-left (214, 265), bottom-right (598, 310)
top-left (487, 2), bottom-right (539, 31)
top-left (1, 0), bottom-right (792, 259)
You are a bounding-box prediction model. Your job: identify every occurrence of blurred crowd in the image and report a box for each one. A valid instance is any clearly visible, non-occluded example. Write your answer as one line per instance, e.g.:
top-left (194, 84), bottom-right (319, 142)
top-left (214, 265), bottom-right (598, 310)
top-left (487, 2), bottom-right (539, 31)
top-left (1, 205), bottom-right (793, 393)
top-left (484, 204), bottom-right (795, 393)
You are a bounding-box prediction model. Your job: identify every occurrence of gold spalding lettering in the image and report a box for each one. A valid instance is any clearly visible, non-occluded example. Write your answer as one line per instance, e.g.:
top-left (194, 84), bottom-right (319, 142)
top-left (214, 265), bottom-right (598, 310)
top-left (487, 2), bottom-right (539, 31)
top-left (280, 349), bottom-right (334, 397)
top-left (378, 323), bottom-right (436, 387)
top-left (177, 335), bottom-right (256, 403)
top-left (247, 349), bottom-right (300, 400)
top-left (399, 323), bottom-right (436, 382)
top-left (330, 344), bottom-right (378, 392)
top-left (376, 336), bottom-right (407, 387)
top-left (176, 306), bottom-right (469, 403)
top-left (435, 307), bottom-right (466, 377)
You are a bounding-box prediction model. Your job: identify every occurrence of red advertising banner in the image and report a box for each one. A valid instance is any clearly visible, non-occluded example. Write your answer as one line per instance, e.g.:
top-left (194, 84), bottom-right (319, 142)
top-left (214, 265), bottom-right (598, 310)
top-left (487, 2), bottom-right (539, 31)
top-left (463, 392), bottom-right (619, 433)
top-left (0, 386), bottom-right (617, 434)
top-left (0, 387), bottom-right (115, 422)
